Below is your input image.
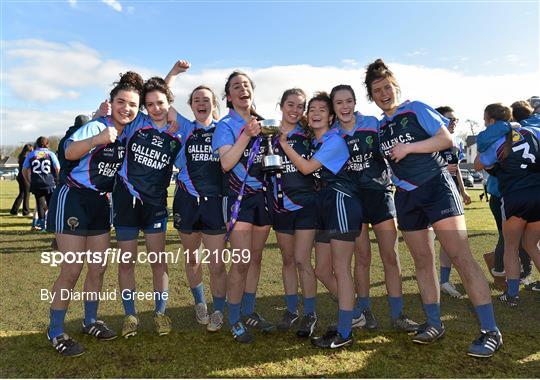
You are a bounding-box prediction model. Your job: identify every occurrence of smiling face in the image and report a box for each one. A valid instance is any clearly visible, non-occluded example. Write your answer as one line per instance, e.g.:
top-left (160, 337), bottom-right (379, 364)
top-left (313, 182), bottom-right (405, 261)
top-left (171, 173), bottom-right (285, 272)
top-left (227, 74), bottom-right (253, 112)
top-left (308, 100), bottom-right (332, 132)
top-left (332, 89), bottom-right (356, 125)
top-left (190, 88), bottom-right (215, 124)
top-left (280, 93), bottom-right (305, 126)
top-left (145, 90), bottom-right (170, 125)
top-left (111, 90), bottom-right (140, 127)
top-left (370, 77), bottom-right (399, 115)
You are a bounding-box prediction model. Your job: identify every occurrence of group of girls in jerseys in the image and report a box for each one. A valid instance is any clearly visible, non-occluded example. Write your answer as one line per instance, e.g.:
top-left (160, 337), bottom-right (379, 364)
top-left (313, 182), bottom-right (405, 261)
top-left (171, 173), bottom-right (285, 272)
top-left (44, 57), bottom-right (540, 359)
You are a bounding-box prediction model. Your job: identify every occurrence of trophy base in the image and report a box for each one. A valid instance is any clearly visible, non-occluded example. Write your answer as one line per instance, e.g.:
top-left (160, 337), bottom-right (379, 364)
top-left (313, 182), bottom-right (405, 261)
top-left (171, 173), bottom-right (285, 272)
top-left (262, 165), bottom-right (284, 173)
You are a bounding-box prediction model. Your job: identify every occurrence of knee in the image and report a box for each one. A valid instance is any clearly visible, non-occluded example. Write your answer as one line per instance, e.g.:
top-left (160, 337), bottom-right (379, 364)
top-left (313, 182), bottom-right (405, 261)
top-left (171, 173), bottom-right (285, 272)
top-left (61, 267), bottom-right (83, 287)
top-left (282, 253), bottom-right (295, 269)
top-left (87, 266), bottom-right (107, 281)
top-left (295, 257), bottom-right (312, 274)
top-left (380, 250), bottom-right (399, 268)
top-left (355, 250), bottom-right (372, 268)
top-left (209, 263), bottom-right (226, 277)
top-left (521, 241), bottom-right (538, 257)
top-left (315, 264), bottom-right (331, 282)
top-left (249, 251), bottom-right (263, 267)
top-left (151, 262), bottom-right (168, 274)
top-left (411, 252), bottom-right (434, 271)
top-left (118, 262), bottom-right (135, 275)
top-left (185, 256), bottom-right (199, 269)
top-left (332, 262), bottom-right (350, 279)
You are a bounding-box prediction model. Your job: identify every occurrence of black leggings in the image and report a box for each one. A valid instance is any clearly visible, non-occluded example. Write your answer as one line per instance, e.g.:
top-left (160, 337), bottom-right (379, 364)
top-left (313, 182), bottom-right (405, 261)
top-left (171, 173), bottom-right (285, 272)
top-left (33, 191), bottom-right (52, 220)
top-left (489, 195), bottom-right (532, 276)
top-left (10, 175), bottom-right (30, 215)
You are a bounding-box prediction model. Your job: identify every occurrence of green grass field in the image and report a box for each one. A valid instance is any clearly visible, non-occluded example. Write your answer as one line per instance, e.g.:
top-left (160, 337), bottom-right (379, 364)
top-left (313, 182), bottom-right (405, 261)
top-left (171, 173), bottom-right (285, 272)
top-left (0, 180), bottom-right (538, 378)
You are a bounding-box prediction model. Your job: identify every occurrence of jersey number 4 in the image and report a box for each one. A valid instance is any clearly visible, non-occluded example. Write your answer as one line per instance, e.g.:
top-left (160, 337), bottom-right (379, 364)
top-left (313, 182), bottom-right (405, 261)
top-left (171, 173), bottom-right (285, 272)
top-left (513, 142), bottom-right (536, 169)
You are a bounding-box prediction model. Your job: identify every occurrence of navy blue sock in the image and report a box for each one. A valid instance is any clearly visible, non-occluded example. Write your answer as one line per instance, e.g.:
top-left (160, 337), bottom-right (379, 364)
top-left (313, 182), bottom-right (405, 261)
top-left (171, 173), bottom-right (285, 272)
top-left (154, 290), bottom-right (168, 314)
top-left (212, 295), bottom-right (226, 313)
top-left (49, 308), bottom-right (67, 339)
top-left (507, 279), bottom-right (520, 297)
top-left (423, 303), bottom-right (442, 328)
top-left (121, 289), bottom-right (136, 316)
top-left (228, 302), bottom-right (241, 325)
top-left (353, 296), bottom-right (370, 318)
top-left (388, 296), bottom-right (403, 320)
top-left (475, 303), bottom-right (497, 332)
top-left (241, 292), bottom-right (256, 316)
top-left (285, 294), bottom-right (298, 314)
top-left (337, 309), bottom-right (353, 338)
top-left (440, 266), bottom-right (452, 284)
top-left (191, 283), bottom-right (206, 305)
top-left (303, 296), bottom-right (316, 315)
top-left (83, 300), bottom-right (98, 326)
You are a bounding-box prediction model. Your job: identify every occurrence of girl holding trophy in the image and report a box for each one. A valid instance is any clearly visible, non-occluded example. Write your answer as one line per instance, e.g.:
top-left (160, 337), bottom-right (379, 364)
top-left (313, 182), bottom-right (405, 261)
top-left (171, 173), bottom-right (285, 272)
top-left (212, 71), bottom-right (273, 343)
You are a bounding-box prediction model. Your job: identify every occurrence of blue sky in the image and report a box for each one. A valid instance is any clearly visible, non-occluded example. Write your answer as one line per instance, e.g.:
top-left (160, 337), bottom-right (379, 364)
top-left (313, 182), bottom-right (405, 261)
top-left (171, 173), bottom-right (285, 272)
top-left (1, 0), bottom-right (539, 144)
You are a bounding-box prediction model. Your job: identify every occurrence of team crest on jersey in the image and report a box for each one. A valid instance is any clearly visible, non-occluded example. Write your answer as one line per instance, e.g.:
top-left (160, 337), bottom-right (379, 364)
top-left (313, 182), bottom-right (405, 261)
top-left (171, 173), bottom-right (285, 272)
top-left (365, 135), bottom-right (374, 148)
top-left (36, 151), bottom-right (47, 158)
top-left (303, 139), bottom-right (310, 150)
top-left (400, 118), bottom-right (409, 128)
top-left (67, 217), bottom-right (79, 231)
top-left (170, 140), bottom-right (177, 151)
top-left (512, 130), bottom-right (524, 143)
top-left (138, 131), bottom-right (149, 139)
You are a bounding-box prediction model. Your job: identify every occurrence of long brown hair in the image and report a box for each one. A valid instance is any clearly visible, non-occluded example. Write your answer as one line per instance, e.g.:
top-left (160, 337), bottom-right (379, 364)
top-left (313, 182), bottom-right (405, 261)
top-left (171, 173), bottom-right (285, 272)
top-left (364, 59), bottom-right (401, 101)
top-left (110, 71), bottom-right (144, 108)
top-left (223, 71), bottom-right (263, 120)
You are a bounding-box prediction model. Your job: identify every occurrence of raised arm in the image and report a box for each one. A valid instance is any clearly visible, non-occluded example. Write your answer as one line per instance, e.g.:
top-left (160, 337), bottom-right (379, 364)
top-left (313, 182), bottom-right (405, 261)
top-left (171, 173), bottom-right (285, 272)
top-left (164, 60), bottom-right (191, 88)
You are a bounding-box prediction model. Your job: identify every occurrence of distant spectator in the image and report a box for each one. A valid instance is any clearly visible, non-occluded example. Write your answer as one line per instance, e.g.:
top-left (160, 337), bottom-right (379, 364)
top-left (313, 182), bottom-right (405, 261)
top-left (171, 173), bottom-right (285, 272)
top-left (435, 106), bottom-right (470, 299)
top-left (22, 136), bottom-right (60, 231)
top-left (57, 114), bottom-right (90, 184)
top-left (9, 143), bottom-right (33, 216)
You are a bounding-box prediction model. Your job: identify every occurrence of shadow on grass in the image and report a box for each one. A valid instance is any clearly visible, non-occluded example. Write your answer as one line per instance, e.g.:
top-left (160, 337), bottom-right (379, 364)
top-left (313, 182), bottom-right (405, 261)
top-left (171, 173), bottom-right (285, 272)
top-left (1, 291), bottom-right (539, 378)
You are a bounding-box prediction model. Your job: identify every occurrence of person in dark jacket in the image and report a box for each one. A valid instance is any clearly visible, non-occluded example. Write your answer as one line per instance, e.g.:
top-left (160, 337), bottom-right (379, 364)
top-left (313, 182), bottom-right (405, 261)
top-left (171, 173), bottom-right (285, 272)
top-left (10, 143), bottom-right (34, 216)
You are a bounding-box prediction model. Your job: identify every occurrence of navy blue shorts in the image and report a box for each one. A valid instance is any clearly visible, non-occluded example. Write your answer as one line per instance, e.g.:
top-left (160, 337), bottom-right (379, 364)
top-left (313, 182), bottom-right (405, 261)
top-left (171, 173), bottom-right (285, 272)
top-left (359, 188), bottom-right (396, 225)
top-left (112, 183), bottom-right (168, 241)
top-left (315, 187), bottom-right (363, 243)
top-left (224, 191), bottom-right (271, 227)
top-left (173, 186), bottom-right (226, 235)
top-left (501, 187), bottom-right (540, 223)
top-left (273, 202), bottom-right (317, 235)
top-left (47, 185), bottom-right (111, 236)
top-left (395, 171), bottom-right (464, 231)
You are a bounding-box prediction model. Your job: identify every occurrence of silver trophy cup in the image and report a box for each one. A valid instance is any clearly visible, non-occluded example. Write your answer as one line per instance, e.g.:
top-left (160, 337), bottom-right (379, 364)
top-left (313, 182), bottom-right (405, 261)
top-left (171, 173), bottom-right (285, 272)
top-left (260, 119), bottom-right (283, 172)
